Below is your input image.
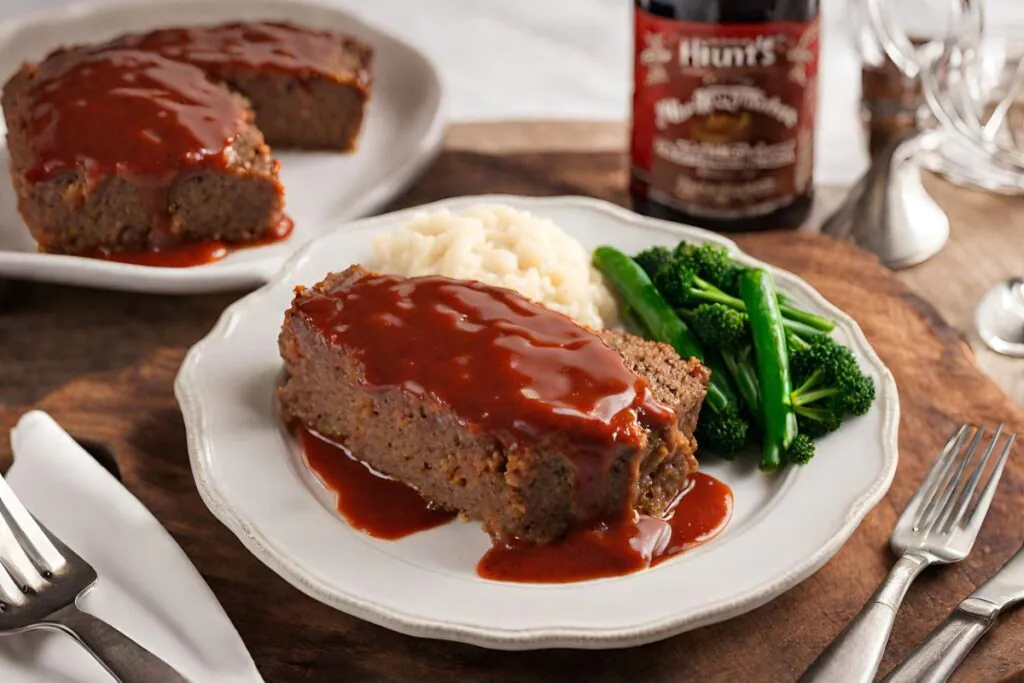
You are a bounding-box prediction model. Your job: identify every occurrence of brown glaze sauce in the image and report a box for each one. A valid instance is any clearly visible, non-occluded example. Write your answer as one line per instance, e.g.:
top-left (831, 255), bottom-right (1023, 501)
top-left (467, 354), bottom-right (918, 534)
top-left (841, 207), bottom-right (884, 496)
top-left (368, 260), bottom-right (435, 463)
top-left (478, 472), bottom-right (732, 582)
top-left (109, 21), bottom-right (371, 85)
top-left (299, 427), bottom-right (455, 539)
top-left (90, 215), bottom-right (294, 267)
top-left (17, 23), bottom-right (340, 264)
top-left (296, 425), bottom-right (732, 581)
top-left (291, 273), bottom-right (677, 518)
top-left (22, 48), bottom-right (240, 184)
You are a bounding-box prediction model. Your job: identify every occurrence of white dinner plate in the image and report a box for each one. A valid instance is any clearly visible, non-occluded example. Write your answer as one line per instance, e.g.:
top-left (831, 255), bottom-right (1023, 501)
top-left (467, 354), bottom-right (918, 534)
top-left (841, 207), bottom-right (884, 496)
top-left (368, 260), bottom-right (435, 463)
top-left (175, 195), bottom-right (900, 650)
top-left (0, 0), bottom-right (444, 293)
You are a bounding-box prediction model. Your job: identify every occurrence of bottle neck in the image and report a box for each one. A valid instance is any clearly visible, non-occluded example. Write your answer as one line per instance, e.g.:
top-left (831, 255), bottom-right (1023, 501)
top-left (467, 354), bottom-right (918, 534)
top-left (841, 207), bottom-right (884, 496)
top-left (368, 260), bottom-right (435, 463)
top-left (636, 0), bottom-right (818, 24)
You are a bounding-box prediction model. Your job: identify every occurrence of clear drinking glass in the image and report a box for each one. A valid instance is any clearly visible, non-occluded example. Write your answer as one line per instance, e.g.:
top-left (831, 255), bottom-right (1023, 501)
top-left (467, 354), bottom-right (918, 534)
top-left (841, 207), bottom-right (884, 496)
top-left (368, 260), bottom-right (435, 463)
top-left (850, 0), bottom-right (1024, 357)
top-left (849, 0), bottom-right (1024, 190)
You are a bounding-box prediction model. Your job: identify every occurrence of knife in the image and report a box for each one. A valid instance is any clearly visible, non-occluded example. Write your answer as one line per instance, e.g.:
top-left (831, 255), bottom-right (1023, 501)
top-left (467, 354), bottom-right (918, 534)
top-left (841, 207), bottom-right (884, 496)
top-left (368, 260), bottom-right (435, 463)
top-left (883, 539), bottom-right (1024, 683)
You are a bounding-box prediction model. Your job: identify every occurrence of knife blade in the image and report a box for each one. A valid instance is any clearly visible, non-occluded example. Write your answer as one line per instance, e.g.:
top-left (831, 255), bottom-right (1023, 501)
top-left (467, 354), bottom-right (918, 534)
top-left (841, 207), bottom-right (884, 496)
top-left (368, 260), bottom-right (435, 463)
top-left (883, 540), bottom-right (1024, 683)
top-left (961, 539), bottom-right (1024, 614)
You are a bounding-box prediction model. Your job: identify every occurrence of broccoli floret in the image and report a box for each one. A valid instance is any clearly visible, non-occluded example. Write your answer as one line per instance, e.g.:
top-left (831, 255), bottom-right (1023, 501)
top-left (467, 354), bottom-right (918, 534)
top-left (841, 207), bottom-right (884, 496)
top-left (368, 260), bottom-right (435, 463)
top-left (673, 241), bottom-right (744, 294)
top-left (686, 304), bottom-right (749, 351)
top-left (695, 402), bottom-right (749, 458)
top-left (785, 434), bottom-right (816, 465)
top-left (653, 256), bottom-right (740, 310)
top-left (633, 246), bottom-right (672, 279)
top-left (789, 335), bottom-right (876, 435)
top-left (796, 409), bottom-right (842, 439)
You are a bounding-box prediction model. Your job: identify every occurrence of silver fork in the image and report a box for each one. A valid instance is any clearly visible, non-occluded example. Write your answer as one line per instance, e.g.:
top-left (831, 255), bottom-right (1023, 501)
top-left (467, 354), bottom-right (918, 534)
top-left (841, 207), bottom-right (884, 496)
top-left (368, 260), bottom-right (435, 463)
top-left (0, 473), bottom-right (189, 682)
top-left (799, 424), bottom-right (1016, 683)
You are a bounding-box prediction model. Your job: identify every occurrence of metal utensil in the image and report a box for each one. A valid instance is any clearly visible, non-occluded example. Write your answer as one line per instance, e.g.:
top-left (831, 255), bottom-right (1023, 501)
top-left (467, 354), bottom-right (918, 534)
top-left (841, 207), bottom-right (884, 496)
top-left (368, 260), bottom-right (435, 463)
top-left (0, 473), bottom-right (189, 682)
top-left (976, 277), bottom-right (1024, 358)
top-left (799, 424), bottom-right (1015, 683)
top-left (883, 534), bottom-right (1024, 682)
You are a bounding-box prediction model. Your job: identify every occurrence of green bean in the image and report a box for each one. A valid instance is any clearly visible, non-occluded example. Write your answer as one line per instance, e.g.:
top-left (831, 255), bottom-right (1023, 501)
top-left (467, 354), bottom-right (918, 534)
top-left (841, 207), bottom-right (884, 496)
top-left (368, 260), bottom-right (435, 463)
top-left (739, 269), bottom-right (797, 472)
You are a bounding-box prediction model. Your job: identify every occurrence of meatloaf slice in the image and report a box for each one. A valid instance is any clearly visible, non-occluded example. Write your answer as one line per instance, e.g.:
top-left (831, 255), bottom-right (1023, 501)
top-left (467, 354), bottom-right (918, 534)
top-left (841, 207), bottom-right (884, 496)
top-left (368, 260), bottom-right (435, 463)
top-left (2, 47), bottom-right (285, 255)
top-left (278, 266), bottom-right (710, 544)
top-left (107, 22), bottom-right (373, 151)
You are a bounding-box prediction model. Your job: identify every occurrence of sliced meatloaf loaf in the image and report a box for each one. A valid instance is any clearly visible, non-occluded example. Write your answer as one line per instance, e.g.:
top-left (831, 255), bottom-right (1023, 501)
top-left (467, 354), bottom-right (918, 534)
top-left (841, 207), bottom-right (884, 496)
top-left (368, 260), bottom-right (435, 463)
top-left (278, 265), bottom-right (710, 544)
top-left (106, 22), bottom-right (373, 151)
top-left (2, 47), bottom-right (285, 254)
top-left (1, 21), bottom-right (371, 256)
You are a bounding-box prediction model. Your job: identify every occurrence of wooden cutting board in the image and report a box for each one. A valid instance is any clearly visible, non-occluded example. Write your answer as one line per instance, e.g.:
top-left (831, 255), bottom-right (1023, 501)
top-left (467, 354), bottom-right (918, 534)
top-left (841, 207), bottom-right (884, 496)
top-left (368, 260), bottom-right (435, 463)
top-left (1, 150), bottom-right (1023, 683)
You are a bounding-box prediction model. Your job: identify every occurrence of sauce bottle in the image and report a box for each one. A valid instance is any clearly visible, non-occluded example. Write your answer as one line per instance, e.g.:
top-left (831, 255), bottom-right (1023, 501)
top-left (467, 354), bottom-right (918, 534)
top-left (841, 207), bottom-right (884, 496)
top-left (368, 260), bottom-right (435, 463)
top-left (630, 0), bottom-right (820, 232)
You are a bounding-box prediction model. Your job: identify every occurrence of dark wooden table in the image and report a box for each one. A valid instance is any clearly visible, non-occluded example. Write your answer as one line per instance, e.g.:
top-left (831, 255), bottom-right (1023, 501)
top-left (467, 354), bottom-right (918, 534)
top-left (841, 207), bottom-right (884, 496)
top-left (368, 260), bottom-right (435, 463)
top-left (2, 149), bottom-right (1023, 682)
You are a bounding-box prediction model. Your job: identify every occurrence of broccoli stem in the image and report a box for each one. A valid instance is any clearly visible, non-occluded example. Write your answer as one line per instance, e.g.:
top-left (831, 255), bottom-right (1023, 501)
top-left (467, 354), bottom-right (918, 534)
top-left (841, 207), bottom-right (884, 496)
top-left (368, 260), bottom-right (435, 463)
top-left (779, 303), bottom-right (835, 332)
top-left (787, 332), bottom-right (811, 352)
top-left (782, 318), bottom-right (829, 341)
top-left (681, 285), bottom-right (831, 339)
top-left (793, 404), bottom-right (834, 422)
top-left (790, 368), bottom-right (841, 406)
top-left (722, 348), bottom-right (761, 427)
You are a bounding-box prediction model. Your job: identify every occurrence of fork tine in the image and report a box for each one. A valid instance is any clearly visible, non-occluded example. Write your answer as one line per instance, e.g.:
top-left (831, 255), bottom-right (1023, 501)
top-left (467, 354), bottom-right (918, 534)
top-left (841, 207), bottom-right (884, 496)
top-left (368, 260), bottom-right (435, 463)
top-left (911, 425), bottom-right (969, 531)
top-left (0, 560), bottom-right (27, 607)
top-left (0, 474), bottom-right (65, 585)
top-left (941, 424), bottom-right (1004, 533)
top-left (922, 426), bottom-right (984, 532)
top-left (917, 423), bottom-right (970, 532)
top-left (964, 431), bottom-right (1015, 530)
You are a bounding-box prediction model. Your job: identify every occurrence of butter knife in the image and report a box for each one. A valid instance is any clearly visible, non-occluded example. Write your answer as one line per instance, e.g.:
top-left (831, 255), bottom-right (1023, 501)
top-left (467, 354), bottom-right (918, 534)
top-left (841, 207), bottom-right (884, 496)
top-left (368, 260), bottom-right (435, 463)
top-left (883, 539), bottom-right (1024, 682)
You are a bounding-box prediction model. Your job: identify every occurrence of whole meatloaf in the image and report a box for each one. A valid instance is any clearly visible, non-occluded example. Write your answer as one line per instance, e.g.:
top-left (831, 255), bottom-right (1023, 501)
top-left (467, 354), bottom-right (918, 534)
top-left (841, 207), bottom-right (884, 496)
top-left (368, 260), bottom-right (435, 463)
top-left (278, 266), bottom-right (710, 544)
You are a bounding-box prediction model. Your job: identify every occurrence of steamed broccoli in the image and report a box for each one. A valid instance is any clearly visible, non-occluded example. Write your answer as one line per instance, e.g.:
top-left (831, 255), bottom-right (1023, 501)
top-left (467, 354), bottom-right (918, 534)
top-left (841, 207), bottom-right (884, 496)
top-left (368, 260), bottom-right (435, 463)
top-left (788, 334), bottom-right (876, 437)
top-left (672, 241), bottom-right (744, 293)
top-left (685, 304), bottom-right (749, 351)
top-left (653, 256), bottom-right (740, 310)
top-left (633, 246), bottom-right (672, 279)
top-left (695, 402), bottom-right (749, 458)
top-left (785, 433), bottom-right (816, 466)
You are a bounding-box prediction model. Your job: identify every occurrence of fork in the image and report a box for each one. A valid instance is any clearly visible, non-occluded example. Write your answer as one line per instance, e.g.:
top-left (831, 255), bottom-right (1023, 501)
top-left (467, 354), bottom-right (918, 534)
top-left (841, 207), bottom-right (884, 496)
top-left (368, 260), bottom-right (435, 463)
top-left (0, 473), bottom-right (189, 682)
top-left (799, 424), bottom-right (1015, 683)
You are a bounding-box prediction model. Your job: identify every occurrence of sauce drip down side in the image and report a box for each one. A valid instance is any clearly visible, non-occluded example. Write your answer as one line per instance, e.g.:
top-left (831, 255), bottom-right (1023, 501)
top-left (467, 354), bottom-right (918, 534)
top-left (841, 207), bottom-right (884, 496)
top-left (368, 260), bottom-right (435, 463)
top-left (291, 273), bottom-right (678, 519)
top-left (477, 473), bottom-right (732, 582)
top-left (296, 426), bottom-right (732, 581)
top-left (90, 215), bottom-right (294, 267)
top-left (299, 428), bottom-right (455, 539)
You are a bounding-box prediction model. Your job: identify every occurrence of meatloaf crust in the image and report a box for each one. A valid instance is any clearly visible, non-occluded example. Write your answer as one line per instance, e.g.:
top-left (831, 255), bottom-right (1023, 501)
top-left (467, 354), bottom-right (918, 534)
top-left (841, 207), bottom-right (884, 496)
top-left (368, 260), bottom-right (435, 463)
top-left (278, 266), bottom-right (710, 544)
top-left (106, 22), bottom-right (373, 151)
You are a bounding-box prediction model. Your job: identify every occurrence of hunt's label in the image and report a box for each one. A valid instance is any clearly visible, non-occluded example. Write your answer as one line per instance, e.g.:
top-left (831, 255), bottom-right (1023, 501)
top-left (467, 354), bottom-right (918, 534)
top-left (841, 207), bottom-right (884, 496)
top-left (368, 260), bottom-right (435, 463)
top-left (631, 10), bottom-right (819, 219)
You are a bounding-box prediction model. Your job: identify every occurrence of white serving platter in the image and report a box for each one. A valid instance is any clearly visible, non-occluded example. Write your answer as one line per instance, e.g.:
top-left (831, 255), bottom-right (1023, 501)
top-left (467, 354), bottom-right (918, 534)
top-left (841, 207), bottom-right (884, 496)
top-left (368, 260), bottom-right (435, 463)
top-left (0, 0), bottom-right (445, 293)
top-left (176, 195), bottom-right (899, 650)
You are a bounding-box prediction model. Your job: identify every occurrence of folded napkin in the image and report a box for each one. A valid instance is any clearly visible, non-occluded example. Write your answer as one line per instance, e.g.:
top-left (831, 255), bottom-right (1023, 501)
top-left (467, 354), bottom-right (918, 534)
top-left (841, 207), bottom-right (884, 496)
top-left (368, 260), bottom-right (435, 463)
top-left (0, 410), bottom-right (264, 683)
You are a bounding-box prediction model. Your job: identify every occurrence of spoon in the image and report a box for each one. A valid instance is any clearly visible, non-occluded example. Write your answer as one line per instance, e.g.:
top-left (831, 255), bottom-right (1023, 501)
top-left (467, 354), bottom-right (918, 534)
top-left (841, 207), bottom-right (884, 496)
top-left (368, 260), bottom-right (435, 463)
top-left (976, 277), bottom-right (1024, 357)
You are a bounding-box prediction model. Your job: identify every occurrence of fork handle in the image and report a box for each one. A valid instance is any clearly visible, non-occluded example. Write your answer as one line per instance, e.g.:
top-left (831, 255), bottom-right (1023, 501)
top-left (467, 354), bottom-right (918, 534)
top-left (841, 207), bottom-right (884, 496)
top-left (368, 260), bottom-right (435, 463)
top-left (798, 552), bottom-right (930, 683)
top-left (881, 608), bottom-right (994, 683)
top-left (43, 603), bottom-right (190, 682)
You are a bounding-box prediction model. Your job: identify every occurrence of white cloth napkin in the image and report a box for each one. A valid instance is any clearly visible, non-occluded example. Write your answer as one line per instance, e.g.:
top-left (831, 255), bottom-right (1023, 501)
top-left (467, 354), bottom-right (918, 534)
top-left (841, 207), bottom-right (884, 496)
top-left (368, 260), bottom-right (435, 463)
top-left (0, 410), bottom-right (264, 683)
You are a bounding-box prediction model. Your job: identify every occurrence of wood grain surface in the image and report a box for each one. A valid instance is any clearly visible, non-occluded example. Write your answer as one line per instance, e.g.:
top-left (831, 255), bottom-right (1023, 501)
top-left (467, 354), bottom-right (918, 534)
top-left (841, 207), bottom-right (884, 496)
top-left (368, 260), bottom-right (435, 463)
top-left (2, 150), bottom-right (1024, 682)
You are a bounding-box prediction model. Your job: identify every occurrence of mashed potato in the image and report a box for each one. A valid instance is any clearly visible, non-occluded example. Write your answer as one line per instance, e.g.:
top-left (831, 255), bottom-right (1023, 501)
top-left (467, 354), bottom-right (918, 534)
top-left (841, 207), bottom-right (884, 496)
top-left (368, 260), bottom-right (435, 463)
top-left (368, 204), bottom-right (618, 329)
